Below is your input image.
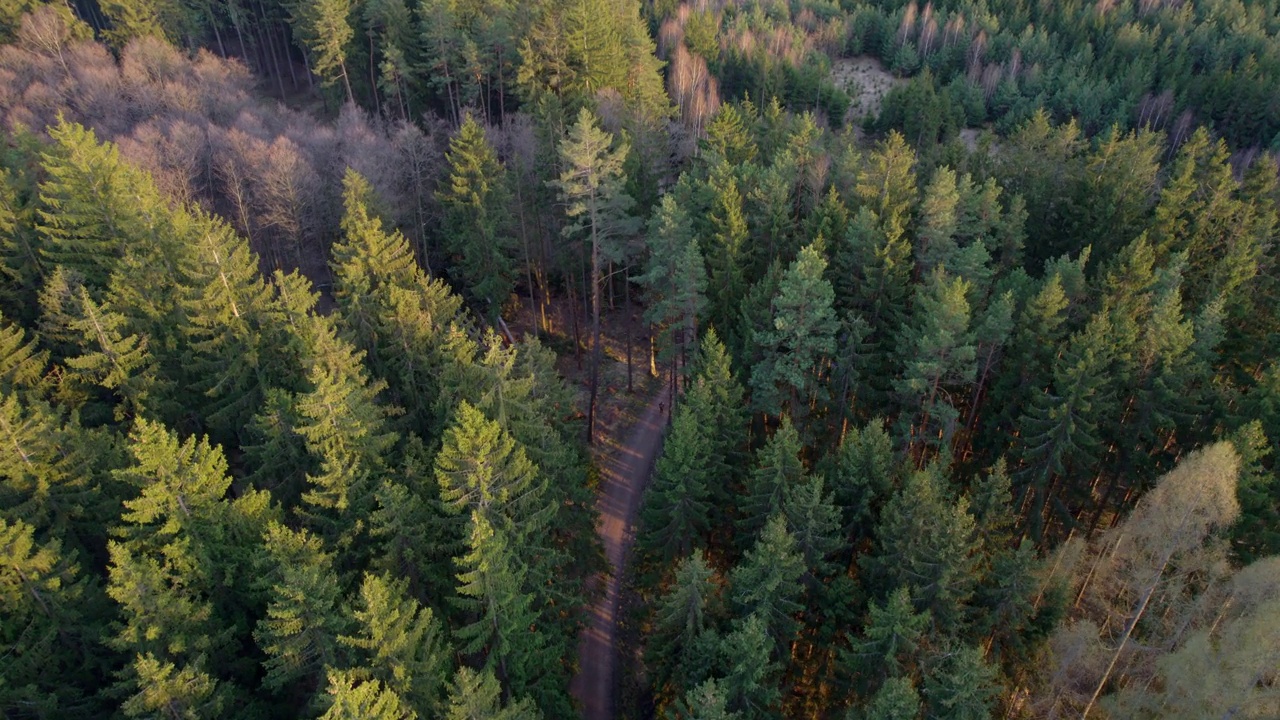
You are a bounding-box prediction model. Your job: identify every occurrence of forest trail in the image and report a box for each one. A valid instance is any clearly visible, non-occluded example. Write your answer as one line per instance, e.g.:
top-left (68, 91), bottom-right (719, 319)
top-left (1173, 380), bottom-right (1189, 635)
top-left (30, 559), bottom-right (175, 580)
top-left (571, 383), bottom-right (669, 720)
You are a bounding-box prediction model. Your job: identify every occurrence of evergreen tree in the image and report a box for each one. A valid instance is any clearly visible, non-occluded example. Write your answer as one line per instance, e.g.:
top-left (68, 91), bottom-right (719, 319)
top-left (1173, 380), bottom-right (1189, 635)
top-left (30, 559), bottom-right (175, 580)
top-left (638, 194), bottom-right (707, 377)
top-left (0, 517), bottom-right (104, 718)
top-left (451, 512), bottom-right (550, 707)
top-left (749, 243), bottom-right (838, 419)
top-left (739, 416), bottom-right (805, 542)
top-left (433, 400), bottom-right (551, 538)
top-left (120, 653), bottom-right (227, 720)
top-left (439, 115), bottom-right (517, 318)
top-left (854, 131), bottom-right (917, 240)
top-left (842, 587), bottom-right (929, 694)
top-left (921, 645), bottom-right (998, 720)
top-left (290, 0), bottom-right (357, 102)
top-left (294, 314), bottom-right (398, 544)
top-left (182, 210), bottom-right (292, 444)
top-left (718, 614), bottom-right (782, 720)
top-left (62, 284), bottom-right (164, 422)
top-left (730, 515), bottom-right (805, 654)
top-left (705, 175), bottom-right (750, 351)
top-left (685, 328), bottom-right (748, 508)
top-left (826, 419), bottom-right (896, 545)
top-left (254, 522), bottom-right (347, 694)
top-left (647, 549), bottom-right (718, 697)
top-left (338, 572), bottom-right (450, 715)
top-left (861, 465), bottom-right (979, 635)
top-left (781, 475), bottom-right (845, 586)
top-left (553, 107), bottom-right (639, 443)
top-left (670, 678), bottom-right (742, 720)
top-left (36, 121), bottom-right (157, 288)
top-left (319, 669), bottom-right (416, 720)
top-left (0, 310), bottom-right (47, 396)
top-left (855, 676), bottom-right (922, 720)
top-left (444, 667), bottom-right (541, 720)
top-left (640, 405), bottom-right (712, 564)
top-left (893, 268), bottom-right (976, 460)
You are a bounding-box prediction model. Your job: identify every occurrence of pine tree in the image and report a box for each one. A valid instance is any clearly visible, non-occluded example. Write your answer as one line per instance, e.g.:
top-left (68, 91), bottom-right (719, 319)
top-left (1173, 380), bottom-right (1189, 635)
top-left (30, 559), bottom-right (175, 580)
top-left (439, 115), bottom-right (516, 318)
top-left (739, 416), bottom-right (805, 542)
top-left (640, 406), bottom-right (712, 564)
top-left (730, 515), bottom-right (805, 654)
top-left (553, 108), bottom-right (640, 443)
top-left (749, 243), bottom-right (838, 419)
top-left (319, 669), bottom-right (417, 720)
top-left (338, 572), bottom-right (449, 715)
top-left (254, 522), bottom-right (347, 693)
top-left (445, 667), bottom-right (542, 720)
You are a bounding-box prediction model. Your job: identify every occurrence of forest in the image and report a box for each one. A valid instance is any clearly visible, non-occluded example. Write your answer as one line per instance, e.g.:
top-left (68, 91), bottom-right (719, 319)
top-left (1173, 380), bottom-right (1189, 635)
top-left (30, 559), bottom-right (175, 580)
top-left (0, 0), bottom-right (1278, 719)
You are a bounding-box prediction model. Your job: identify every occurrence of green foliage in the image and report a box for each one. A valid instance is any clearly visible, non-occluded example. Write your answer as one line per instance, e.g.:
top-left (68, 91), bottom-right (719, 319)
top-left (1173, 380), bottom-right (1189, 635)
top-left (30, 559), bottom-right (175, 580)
top-left (338, 572), bottom-right (450, 715)
top-left (730, 515), bottom-right (805, 653)
top-left (640, 404), bottom-right (712, 563)
top-left (439, 116), bottom-right (516, 317)
top-left (445, 666), bottom-right (542, 720)
top-left (739, 416), bottom-right (805, 542)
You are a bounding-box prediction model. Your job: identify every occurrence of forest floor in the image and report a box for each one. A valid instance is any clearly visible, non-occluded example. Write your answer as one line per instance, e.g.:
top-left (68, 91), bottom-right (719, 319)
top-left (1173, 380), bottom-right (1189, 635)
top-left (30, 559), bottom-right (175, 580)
top-left (830, 55), bottom-right (906, 123)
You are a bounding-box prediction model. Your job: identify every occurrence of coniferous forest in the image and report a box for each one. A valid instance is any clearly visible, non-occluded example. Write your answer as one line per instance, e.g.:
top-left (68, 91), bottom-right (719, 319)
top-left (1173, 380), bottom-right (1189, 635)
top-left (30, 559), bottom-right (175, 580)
top-left (0, 0), bottom-right (1279, 718)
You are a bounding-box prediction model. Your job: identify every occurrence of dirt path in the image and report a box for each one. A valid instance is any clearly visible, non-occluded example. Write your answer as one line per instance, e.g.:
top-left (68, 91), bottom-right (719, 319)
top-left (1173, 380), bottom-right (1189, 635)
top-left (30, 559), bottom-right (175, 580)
top-left (571, 384), bottom-right (669, 720)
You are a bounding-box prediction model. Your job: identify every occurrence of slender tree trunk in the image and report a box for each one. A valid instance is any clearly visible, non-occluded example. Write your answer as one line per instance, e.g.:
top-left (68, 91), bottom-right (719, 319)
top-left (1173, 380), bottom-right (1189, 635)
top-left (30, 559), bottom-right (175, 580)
top-left (369, 33), bottom-right (381, 116)
top-left (280, 23), bottom-right (299, 89)
top-left (588, 210), bottom-right (602, 444)
top-left (257, 4), bottom-right (287, 99)
top-left (339, 61), bottom-right (355, 106)
top-left (626, 263), bottom-right (633, 392)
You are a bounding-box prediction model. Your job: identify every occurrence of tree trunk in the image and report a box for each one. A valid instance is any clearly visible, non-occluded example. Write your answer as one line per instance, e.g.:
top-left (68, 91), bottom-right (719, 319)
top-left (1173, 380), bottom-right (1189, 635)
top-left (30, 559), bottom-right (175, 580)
top-left (588, 213), bottom-right (602, 444)
top-left (626, 262), bottom-right (633, 393)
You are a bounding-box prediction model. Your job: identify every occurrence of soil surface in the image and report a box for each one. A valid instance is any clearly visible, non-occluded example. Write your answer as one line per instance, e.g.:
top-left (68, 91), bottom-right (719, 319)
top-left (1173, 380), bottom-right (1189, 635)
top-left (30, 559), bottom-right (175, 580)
top-left (830, 55), bottom-right (906, 123)
top-left (570, 383), bottom-right (669, 720)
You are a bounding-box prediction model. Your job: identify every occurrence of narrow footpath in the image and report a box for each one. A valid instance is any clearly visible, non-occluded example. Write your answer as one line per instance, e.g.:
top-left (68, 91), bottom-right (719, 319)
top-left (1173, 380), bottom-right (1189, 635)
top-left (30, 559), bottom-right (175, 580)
top-left (570, 386), bottom-right (669, 720)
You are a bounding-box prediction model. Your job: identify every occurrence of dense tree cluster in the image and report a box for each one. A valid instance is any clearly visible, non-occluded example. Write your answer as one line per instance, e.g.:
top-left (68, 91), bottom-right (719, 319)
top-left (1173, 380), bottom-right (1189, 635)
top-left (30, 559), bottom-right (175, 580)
top-left (1, 1), bottom-right (1279, 719)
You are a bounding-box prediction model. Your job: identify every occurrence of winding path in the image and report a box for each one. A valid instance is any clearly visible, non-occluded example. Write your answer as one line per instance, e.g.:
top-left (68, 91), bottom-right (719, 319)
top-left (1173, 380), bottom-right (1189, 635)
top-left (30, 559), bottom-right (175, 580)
top-left (571, 386), bottom-right (668, 720)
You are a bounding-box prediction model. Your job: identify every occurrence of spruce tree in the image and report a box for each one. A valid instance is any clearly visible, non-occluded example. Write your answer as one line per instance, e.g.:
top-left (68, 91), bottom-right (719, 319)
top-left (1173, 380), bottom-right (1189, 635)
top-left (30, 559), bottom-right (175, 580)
top-left (445, 667), bottom-right (541, 720)
top-left (338, 572), bottom-right (449, 715)
top-left (670, 679), bottom-right (742, 720)
top-left (854, 131), bottom-right (917, 240)
top-left (253, 522), bottom-right (347, 694)
top-left (705, 176), bottom-right (750, 351)
top-left (842, 587), bottom-right (929, 693)
top-left (640, 405), bottom-right (712, 564)
top-left (289, 0), bottom-right (357, 102)
top-left (718, 614), bottom-right (782, 720)
top-left (439, 115), bottom-right (516, 318)
top-left (920, 645), bottom-right (998, 720)
top-left (638, 194), bottom-right (707, 377)
top-left (730, 515), bottom-right (805, 654)
top-left (781, 475), bottom-right (845, 587)
top-left (749, 243), bottom-right (838, 420)
top-left (856, 676), bottom-right (921, 720)
top-left (319, 669), bottom-right (417, 720)
top-left (861, 465), bottom-right (979, 635)
top-left (739, 416), bottom-right (805, 542)
top-left (893, 268), bottom-right (976, 460)
top-left (647, 549), bottom-right (718, 696)
top-left (0, 310), bottom-right (47, 396)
